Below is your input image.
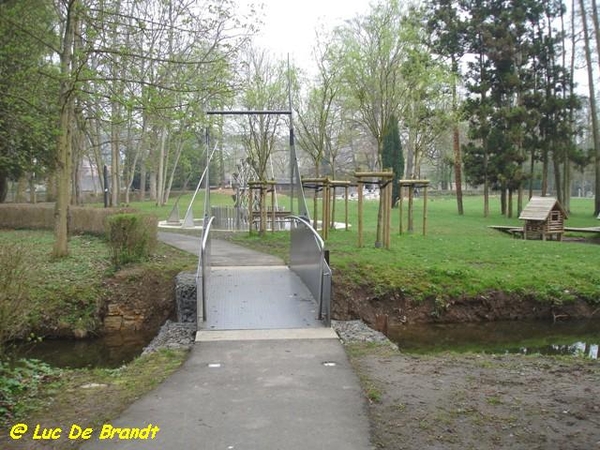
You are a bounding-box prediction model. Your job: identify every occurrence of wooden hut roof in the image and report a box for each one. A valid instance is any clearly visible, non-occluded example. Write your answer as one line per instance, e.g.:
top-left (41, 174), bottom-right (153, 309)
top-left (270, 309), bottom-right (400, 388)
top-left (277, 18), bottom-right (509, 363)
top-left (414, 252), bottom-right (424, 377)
top-left (519, 197), bottom-right (568, 221)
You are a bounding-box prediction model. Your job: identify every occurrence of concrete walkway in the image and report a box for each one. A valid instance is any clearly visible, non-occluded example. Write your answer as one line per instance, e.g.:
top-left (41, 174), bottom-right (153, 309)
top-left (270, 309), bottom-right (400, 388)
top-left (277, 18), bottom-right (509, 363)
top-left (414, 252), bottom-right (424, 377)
top-left (80, 233), bottom-right (373, 449)
top-left (158, 231), bottom-right (284, 266)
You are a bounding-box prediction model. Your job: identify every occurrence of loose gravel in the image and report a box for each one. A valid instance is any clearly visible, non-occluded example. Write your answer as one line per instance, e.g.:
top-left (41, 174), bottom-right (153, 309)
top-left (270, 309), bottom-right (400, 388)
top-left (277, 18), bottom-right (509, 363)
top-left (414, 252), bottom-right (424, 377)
top-left (332, 320), bottom-right (398, 349)
top-left (143, 319), bottom-right (397, 355)
top-left (142, 320), bottom-right (196, 355)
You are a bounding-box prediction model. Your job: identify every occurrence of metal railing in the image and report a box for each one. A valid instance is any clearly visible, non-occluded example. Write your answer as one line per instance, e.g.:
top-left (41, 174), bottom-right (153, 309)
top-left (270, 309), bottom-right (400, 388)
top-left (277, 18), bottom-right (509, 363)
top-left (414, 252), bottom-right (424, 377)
top-left (289, 215), bottom-right (332, 326)
top-left (196, 216), bottom-right (214, 323)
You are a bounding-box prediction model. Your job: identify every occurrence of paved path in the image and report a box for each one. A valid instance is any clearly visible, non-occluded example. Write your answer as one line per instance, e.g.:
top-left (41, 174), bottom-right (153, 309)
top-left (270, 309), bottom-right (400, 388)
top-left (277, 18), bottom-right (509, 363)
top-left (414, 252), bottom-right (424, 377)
top-left (80, 232), bottom-right (373, 449)
top-left (158, 231), bottom-right (284, 266)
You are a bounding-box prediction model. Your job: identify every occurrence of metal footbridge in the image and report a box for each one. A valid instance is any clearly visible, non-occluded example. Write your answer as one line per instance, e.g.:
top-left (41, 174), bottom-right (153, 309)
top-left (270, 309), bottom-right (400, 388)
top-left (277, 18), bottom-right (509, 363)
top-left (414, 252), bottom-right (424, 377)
top-left (193, 107), bottom-right (332, 335)
top-left (196, 216), bottom-right (332, 335)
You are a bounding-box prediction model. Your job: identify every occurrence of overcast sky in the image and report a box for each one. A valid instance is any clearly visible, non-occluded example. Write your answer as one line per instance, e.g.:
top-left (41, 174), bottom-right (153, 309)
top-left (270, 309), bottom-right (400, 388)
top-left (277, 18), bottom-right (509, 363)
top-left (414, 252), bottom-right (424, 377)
top-left (235, 0), bottom-right (590, 92)
top-left (237, 0), bottom-right (371, 72)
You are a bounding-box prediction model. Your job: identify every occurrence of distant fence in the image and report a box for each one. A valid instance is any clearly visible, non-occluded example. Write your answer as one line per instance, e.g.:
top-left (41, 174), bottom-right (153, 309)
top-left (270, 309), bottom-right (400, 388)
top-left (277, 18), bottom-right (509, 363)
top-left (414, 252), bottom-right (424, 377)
top-left (0, 203), bottom-right (139, 236)
top-left (210, 205), bottom-right (290, 232)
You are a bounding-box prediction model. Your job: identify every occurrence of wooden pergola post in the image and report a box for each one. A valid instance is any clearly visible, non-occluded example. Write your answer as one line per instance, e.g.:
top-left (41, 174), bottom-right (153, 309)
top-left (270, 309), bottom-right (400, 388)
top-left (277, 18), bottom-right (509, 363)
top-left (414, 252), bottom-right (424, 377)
top-left (407, 184), bottom-right (414, 233)
top-left (322, 179), bottom-right (330, 240)
top-left (384, 178), bottom-right (392, 248)
top-left (271, 183), bottom-right (276, 233)
top-left (355, 171), bottom-right (394, 249)
top-left (423, 183), bottom-right (428, 235)
top-left (344, 185), bottom-right (349, 231)
top-left (248, 180), bottom-right (277, 235)
top-left (398, 180), bottom-right (430, 236)
top-left (398, 184), bottom-right (404, 235)
top-left (302, 178), bottom-right (351, 239)
top-left (357, 179), bottom-right (364, 247)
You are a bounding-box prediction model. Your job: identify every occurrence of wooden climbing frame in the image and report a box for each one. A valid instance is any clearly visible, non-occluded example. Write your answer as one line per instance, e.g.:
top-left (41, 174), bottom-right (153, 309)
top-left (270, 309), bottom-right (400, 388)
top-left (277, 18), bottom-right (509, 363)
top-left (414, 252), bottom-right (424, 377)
top-left (398, 179), bottom-right (430, 236)
top-left (301, 177), bottom-right (351, 239)
top-left (354, 171), bottom-right (394, 249)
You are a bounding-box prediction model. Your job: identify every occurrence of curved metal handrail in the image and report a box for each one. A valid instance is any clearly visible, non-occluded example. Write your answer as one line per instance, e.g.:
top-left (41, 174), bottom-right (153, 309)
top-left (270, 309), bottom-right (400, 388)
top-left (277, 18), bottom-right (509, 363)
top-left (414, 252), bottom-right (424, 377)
top-left (288, 215), bottom-right (331, 325)
top-left (196, 216), bottom-right (215, 322)
top-left (288, 214), bottom-right (325, 250)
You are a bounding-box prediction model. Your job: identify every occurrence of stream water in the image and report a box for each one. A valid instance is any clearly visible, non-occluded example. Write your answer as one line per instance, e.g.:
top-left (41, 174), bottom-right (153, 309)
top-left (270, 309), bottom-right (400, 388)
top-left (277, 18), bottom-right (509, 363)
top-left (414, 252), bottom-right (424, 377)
top-left (10, 319), bottom-right (600, 368)
top-left (387, 319), bottom-right (600, 358)
top-left (10, 330), bottom-right (157, 369)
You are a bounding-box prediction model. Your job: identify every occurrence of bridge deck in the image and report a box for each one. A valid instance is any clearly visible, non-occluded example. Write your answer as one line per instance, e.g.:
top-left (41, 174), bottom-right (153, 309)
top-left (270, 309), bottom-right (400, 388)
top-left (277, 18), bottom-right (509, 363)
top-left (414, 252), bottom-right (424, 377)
top-left (202, 265), bottom-right (322, 330)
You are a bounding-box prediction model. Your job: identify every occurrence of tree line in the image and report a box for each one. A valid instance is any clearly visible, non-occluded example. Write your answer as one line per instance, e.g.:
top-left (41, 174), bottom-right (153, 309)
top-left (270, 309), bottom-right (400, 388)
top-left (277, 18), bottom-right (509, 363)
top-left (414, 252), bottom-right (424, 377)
top-left (1, 0), bottom-right (600, 255)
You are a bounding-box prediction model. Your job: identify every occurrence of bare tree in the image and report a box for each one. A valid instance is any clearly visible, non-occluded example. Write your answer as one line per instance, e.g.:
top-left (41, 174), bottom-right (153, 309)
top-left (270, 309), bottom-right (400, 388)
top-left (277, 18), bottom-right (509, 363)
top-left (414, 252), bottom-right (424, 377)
top-left (578, 0), bottom-right (600, 215)
top-left (53, 0), bottom-right (80, 257)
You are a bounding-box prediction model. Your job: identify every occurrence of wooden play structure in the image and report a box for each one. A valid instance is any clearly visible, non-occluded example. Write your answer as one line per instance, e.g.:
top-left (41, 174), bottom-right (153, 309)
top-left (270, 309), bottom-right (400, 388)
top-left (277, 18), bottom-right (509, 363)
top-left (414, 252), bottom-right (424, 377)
top-left (398, 179), bottom-right (430, 236)
top-left (301, 177), bottom-right (351, 239)
top-left (518, 197), bottom-right (567, 241)
top-left (355, 171), bottom-right (394, 249)
top-left (248, 180), bottom-right (289, 235)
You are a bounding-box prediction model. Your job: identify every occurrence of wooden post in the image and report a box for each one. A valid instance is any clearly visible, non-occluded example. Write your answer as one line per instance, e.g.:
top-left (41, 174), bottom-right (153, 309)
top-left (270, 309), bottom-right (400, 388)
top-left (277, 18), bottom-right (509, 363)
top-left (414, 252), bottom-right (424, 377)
top-left (248, 186), bottom-right (254, 236)
top-left (260, 184), bottom-right (266, 235)
top-left (408, 185), bottom-right (414, 233)
top-left (386, 181), bottom-right (392, 248)
top-left (322, 180), bottom-right (329, 240)
top-left (422, 184), bottom-right (428, 236)
top-left (358, 180), bottom-right (364, 247)
top-left (330, 182), bottom-right (335, 231)
top-left (271, 184), bottom-right (276, 233)
top-left (344, 185), bottom-right (349, 231)
top-left (399, 184), bottom-right (404, 235)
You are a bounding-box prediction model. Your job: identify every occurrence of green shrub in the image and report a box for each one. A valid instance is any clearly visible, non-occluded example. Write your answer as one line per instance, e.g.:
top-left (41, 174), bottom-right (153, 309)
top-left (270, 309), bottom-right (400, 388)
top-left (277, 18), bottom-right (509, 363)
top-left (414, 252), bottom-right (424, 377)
top-left (0, 359), bottom-right (61, 425)
top-left (0, 203), bottom-right (54, 230)
top-left (106, 213), bottom-right (157, 267)
top-left (71, 206), bottom-right (137, 236)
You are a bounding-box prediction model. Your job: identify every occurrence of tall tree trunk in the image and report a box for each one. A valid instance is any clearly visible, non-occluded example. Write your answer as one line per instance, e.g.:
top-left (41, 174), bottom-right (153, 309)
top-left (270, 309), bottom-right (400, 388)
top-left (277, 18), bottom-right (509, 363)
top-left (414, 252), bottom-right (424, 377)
top-left (164, 139), bottom-right (184, 205)
top-left (0, 173), bottom-right (7, 203)
top-left (156, 126), bottom-right (167, 206)
top-left (591, 0), bottom-right (600, 73)
top-left (53, 0), bottom-right (78, 258)
top-left (565, 0), bottom-right (579, 212)
top-left (149, 170), bottom-right (157, 201)
top-left (72, 117), bottom-right (84, 206)
top-left (541, 148), bottom-right (549, 196)
top-left (139, 161), bottom-right (146, 201)
top-left (376, 140), bottom-right (384, 245)
top-left (579, 0), bottom-right (600, 215)
top-left (452, 58), bottom-right (464, 215)
top-left (483, 176), bottom-right (489, 218)
top-left (110, 107), bottom-right (120, 207)
top-left (553, 147), bottom-right (563, 204)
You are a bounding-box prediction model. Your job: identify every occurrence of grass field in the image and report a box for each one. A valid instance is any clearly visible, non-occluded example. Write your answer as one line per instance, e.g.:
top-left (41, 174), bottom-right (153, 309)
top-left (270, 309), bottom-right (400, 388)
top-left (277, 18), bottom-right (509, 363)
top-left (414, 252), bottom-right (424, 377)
top-left (237, 194), bottom-right (600, 305)
top-left (93, 192), bottom-right (600, 306)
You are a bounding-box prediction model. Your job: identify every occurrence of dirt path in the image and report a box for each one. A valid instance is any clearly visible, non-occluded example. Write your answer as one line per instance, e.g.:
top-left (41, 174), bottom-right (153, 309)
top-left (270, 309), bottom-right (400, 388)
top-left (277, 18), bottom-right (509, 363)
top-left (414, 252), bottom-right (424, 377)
top-left (348, 346), bottom-right (600, 450)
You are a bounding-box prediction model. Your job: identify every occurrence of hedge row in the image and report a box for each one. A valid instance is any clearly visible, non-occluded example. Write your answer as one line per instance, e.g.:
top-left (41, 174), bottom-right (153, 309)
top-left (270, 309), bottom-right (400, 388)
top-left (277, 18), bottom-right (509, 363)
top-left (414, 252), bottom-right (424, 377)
top-left (0, 203), bottom-right (140, 236)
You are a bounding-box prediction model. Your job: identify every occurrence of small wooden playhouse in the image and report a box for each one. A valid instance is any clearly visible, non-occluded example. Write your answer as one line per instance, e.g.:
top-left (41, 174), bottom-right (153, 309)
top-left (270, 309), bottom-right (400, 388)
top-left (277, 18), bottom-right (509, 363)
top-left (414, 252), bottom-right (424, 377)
top-left (518, 197), bottom-right (568, 241)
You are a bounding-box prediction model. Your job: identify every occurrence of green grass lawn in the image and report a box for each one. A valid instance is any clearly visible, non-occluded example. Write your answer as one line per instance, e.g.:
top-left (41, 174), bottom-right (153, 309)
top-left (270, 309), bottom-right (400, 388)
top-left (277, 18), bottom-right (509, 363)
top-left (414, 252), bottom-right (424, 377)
top-left (96, 192), bottom-right (600, 306)
top-left (0, 230), bottom-right (197, 340)
top-left (234, 194), bottom-right (600, 305)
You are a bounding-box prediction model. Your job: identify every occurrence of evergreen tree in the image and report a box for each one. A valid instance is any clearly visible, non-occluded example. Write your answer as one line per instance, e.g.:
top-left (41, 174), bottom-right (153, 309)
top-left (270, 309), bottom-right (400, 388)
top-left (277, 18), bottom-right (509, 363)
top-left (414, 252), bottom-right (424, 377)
top-left (382, 114), bottom-right (404, 206)
top-left (426, 0), bottom-right (466, 215)
top-left (461, 0), bottom-right (579, 216)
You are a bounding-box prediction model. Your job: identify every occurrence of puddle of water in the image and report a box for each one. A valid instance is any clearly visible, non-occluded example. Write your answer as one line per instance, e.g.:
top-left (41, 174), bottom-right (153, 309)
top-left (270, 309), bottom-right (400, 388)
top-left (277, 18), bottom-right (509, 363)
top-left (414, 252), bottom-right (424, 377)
top-left (387, 319), bottom-right (600, 358)
top-left (9, 331), bottom-right (157, 369)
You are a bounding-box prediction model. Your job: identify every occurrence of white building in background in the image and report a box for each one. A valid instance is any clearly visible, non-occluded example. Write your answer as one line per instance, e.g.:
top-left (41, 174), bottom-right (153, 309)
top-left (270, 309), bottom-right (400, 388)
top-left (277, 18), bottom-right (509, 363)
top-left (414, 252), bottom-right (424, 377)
top-left (78, 157), bottom-right (103, 193)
